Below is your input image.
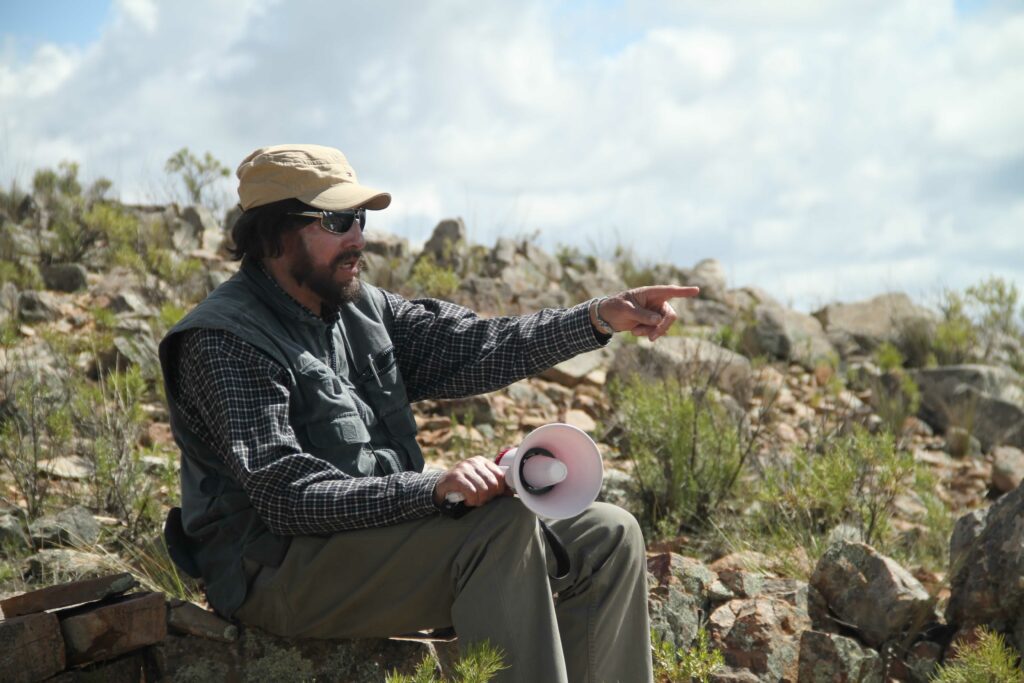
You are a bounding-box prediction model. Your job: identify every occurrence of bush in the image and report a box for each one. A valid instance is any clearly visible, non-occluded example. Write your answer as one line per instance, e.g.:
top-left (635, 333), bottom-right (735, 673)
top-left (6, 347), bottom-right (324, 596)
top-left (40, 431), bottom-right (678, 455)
top-left (930, 628), bottom-right (1023, 683)
top-left (164, 147), bottom-right (230, 208)
top-left (409, 254), bottom-right (460, 299)
top-left (653, 627), bottom-right (724, 683)
top-left (385, 642), bottom-right (506, 683)
top-left (611, 375), bottom-right (755, 538)
top-left (747, 428), bottom-right (918, 570)
top-left (870, 342), bottom-right (921, 444)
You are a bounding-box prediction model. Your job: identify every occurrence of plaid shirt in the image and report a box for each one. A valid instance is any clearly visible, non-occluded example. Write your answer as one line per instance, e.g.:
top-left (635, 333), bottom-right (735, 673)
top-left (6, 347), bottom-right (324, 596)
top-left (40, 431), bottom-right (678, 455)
top-left (172, 276), bottom-right (607, 537)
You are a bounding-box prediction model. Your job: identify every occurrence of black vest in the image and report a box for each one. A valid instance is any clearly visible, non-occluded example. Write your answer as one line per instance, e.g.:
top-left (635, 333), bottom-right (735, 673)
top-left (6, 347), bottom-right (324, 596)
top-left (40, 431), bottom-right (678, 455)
top-left (159, 259), bottom-right (423, 616)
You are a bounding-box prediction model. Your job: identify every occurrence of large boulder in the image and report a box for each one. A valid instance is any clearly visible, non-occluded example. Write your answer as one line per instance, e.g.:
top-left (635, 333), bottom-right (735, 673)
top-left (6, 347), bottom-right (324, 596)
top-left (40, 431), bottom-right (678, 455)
top-left (913, 365), bottom-right (1024, 451)
top-left (810, 541), bottom-right (932, 648)
top-left (813, 293), bottom-right (935, 358)
top-left (690, 258), bottom-right (728, 303)
top-left (422, 217), bottom-right (467, 269)
top-left (741, 304), bottom-right (836, 369)
top-left (40, 263), bottom-right (87, 292)
top-left (797, 630), bottom-right (883, 683)
top-left (180, 204), bottom-right (223, 253)
top-left (708, 596), bottom-right (809, 682)
top-left (946, 480), bottom-right (1024, 640)
top-left (647, 553), bottom-right (720, 648)
top-left (610, 336), bottom-right (753, 400)
top-left (29, 505), bottom-right (101, 549)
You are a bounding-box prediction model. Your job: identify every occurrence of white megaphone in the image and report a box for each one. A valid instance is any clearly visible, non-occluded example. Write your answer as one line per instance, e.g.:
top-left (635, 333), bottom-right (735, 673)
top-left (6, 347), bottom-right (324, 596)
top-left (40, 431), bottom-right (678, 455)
top-left (446, 423), bottom-right (604, 519)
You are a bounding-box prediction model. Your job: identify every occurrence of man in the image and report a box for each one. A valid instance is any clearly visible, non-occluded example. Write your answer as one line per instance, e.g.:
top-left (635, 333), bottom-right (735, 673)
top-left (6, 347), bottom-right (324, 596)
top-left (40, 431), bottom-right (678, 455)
top-left (159, 144), bottom-right (699, 682)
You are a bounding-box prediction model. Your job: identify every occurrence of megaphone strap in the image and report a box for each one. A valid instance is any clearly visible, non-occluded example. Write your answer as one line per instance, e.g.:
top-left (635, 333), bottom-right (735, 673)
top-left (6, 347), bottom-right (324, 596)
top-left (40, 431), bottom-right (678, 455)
top-left (539, 520), bottom-right (571, 580)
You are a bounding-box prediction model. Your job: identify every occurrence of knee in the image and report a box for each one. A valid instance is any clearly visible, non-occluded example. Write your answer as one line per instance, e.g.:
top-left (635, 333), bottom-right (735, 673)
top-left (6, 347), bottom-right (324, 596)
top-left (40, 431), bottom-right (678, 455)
top-left (589, 502), bottom-right (646, 556)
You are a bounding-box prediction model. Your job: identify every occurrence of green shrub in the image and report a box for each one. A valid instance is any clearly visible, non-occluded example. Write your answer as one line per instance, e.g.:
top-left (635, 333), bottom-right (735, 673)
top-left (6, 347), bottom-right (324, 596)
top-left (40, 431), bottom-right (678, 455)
top-left (409, 254), bottom-right (460, 299)
top-left (71, 365), bottom-right (159, 540)
top-left (652, 627), bottom-right (724, 683)
top-left (386, 642), bottom-right (506, 683)
top-left (930, 628), bottom-right (1024, 683)
top-left (613, 244), bottom-right (658, 289)
top-left (933, 291), bottom-right (978, 366)
top-left (747, 428), bottom-right (917, 570)
top-left (869, 343), bottom-right (921, 443)
top-left (611, 375), bottom-right (751, 538)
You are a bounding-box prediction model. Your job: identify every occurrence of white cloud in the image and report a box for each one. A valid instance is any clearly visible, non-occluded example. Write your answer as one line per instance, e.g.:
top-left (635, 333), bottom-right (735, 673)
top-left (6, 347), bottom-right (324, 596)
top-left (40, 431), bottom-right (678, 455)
top-left (0, 0), bottom-right (1021, 311)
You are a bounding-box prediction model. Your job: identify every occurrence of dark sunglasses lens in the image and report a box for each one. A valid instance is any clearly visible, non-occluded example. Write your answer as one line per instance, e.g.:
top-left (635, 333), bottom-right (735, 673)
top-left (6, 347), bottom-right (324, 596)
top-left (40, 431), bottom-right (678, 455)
top-left (323, 209), bottom-right (365, 234)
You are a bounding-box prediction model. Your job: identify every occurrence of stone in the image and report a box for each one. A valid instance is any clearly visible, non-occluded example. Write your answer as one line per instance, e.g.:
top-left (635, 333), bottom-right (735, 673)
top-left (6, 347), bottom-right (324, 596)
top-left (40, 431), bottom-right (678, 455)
top-left (597, 468), bottom-right (633, 509)
top-left (40, 263), bottom-right (88, 292)
top-left (610, 336), bottom-right (753, 400)
top-left (17, 290), bottom-right (60, 322)
top-left (564, 409), bottom-right (597, 433)
top-left (0, 509), bottom-right (30, 553)
top-left (741, 304), bottom-right (836, 370)
top-left (37, 455), bottom-right (93, 480)
top-left (946, 479), bottom-right (1024, 632)
top-left (364, 230), bottom-right (410, 260)
top-left (647, 553), bottom-right (717, 648)
top-left (422, 217), bottom-right (467, 267)
top-left (59, 591), bottom-right (167, 666)
top-left (181, 204), bottom-right (223, 253)
top-left (0, 611), bottom-right (66, 682)
top-left (810, 541), bottom-right (932, 648)
top-left (167, 599), bottom-right (238, 642)
top-left (991, 445), bottom-right (1024, 493)
top-left (105, 290), bottom-right (156, 317)
top-left (797, 630), bottom-right (884, 683)
top-left (690, 258), bottom-right (728, 302)
top-left (29, 504), bottom-right (101, 548)
top-left (0, 572), bottom-right (136, 619)
top-left (708, 596), bottom-right (809, 682)
top-left (541, 348), bottom-right (611, 388)
top-left (948, 508), bottom-right (989, 577)
top-left (913, 364), bottom-right (1024, 451)
top-left (813, 292), bottom-right (935, 358)
top-left (24, 549), bottom-right (110, 582)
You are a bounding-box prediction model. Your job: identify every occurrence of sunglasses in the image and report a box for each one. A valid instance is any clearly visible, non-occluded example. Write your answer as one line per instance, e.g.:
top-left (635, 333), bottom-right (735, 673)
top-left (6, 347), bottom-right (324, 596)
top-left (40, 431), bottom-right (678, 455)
top-left (288, 208), bottom-right (366, 235)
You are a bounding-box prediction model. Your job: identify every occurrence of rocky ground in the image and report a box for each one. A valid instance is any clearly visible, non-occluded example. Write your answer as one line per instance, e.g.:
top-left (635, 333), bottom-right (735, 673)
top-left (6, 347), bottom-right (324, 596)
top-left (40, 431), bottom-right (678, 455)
top-left (1, 188), bottom-right (1023, 681)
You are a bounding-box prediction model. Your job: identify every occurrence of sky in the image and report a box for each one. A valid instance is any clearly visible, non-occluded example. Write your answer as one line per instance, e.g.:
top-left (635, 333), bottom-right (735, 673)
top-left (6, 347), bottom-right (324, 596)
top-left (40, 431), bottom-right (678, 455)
top-left (1, 0), bottom-right (1022, 312)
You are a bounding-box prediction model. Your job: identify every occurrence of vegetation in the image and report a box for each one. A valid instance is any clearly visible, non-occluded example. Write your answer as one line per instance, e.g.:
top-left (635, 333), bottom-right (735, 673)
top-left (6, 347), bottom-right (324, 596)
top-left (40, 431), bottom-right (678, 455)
top-left (930, 628), bottom-right (1024, 683)
top-left (386, 642), bottom-right (506, 683)
top-left (611, 373), bottom-right (761, 539)
top-left (652, 628), bottom-right (725, 683)
top-left (165, 147), bottom-right (231, 208)
top-left (408, 254), bottom-right (461, 298)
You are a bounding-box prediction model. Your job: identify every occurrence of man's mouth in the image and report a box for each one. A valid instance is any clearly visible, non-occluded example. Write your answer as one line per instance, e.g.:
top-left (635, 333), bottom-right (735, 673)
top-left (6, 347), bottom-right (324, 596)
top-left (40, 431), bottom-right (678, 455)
top-left (336, 251), bottom-right (362, 273)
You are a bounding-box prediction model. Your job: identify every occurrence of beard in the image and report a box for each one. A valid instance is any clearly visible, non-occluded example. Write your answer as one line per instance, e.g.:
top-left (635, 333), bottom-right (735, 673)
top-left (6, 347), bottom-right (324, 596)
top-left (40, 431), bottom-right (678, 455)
top-left (290, 242), bottom-right (365, 310)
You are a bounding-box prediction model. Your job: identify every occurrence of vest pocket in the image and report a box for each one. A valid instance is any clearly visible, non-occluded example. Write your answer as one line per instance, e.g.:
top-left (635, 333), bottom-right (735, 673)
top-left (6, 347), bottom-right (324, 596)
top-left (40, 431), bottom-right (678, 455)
top-left (305, 413), bottom-right (372, 448)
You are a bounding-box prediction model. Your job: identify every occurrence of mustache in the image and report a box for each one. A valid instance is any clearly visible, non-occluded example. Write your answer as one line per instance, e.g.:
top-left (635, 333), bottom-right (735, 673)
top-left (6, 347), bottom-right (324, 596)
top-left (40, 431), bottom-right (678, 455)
top-left (333, 250), bottom-right (368, 271)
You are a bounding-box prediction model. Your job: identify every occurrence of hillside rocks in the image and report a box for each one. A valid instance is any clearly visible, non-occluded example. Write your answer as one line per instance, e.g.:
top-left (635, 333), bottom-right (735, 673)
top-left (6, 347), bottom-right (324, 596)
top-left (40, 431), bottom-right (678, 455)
top-left (29, 505), bottom-right (101, 549)
top-left (914, 365), bottom-right (1024, 450)
top-left (797, 630), bottom-right (884, 682)
top-left (741, 304), bottom-right (836, 369)
top-left (610, 337), bottom-right (752, 399)
top-left (946, 481), bottom-right (1024, 649)
top-left (813, 292), bottom-right (935, 358)
top-left (810, 541), bottom-right (932, 648)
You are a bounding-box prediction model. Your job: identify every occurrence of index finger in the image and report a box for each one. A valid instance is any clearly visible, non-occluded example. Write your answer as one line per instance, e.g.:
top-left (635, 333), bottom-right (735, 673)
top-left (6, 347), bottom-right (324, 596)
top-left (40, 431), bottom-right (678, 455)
top-left (638, 285), bottom-right (700, 300)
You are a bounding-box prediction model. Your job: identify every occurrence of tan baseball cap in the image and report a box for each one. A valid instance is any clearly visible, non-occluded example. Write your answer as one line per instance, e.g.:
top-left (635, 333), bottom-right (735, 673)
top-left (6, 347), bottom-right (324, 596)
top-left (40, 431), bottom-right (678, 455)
top-left (236, 144), bottom-right (391, 211)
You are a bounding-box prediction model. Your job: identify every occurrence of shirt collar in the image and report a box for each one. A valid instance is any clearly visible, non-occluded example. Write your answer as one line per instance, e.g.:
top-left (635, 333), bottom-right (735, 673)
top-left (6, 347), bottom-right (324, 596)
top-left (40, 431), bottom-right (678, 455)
top-left (243, 258), bottom-right (341, 325)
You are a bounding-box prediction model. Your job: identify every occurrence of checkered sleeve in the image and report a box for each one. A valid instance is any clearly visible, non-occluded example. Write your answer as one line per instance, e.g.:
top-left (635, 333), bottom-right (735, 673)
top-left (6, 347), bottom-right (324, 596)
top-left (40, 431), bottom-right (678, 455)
top-left (173, 328), bottom-right (443, 536)
top-left (383, 293), bottom-right (610, 402)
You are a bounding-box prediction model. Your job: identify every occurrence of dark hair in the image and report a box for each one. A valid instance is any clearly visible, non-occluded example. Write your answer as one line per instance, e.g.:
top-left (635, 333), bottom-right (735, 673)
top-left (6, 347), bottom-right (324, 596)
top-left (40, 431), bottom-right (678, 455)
top-left (229, 198), bottom-right (317, 261)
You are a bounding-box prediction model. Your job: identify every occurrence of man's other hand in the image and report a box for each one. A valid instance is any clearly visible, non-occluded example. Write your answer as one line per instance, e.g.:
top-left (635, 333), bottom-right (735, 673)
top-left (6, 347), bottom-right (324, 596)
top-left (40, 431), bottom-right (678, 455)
top-left (433, 456), bottom-right (509, 507)
top-left (596, 285), bottom-right (700, 341)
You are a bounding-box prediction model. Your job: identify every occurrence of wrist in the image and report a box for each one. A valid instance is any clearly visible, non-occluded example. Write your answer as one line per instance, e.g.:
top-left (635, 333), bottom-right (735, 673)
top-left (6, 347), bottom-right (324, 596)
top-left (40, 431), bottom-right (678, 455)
top-left (589, 297), bottom-right (615, 336)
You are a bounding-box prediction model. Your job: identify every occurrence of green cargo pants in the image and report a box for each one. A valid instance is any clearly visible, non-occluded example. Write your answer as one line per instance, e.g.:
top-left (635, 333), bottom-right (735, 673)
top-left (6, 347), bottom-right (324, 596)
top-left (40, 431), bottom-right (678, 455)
top-left (235, 499), bottom-right (652, 683)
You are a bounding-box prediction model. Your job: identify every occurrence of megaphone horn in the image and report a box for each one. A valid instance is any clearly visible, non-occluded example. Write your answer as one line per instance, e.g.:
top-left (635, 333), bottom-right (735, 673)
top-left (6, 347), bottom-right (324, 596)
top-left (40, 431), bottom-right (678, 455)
top-left (446, 423), bottom-right (604, 520)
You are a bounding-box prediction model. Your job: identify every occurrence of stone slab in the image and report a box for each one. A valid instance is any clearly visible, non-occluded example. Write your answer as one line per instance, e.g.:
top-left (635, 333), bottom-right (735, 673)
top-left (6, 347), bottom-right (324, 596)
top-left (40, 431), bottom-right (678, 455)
top-left (59, 592), bottom-right (167, 666)
top-left (1, 572), bottom-right (137, 619)
top-left (0, 611), bottom-right (66, 682)
top-left (167, 600), bottom-right (238, 643)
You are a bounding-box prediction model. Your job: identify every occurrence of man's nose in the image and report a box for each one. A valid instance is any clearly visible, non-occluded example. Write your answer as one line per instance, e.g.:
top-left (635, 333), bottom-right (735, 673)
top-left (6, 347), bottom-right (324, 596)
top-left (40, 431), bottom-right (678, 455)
top-left (347, 226), bottom-right (366, 251)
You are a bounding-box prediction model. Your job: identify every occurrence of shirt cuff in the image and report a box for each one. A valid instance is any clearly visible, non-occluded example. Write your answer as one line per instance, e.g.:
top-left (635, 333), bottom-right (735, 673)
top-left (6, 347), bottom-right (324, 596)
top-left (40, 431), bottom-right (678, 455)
top-left (569, 299), bottom-right (613, 350)
top-left (405, 469), bottom-right (445, 515)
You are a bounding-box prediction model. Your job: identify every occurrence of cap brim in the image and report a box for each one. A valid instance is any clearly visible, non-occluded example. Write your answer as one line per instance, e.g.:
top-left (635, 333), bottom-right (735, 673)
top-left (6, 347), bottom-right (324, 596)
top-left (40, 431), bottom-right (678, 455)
top-left (300, 182), bottom-right (391, 211)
